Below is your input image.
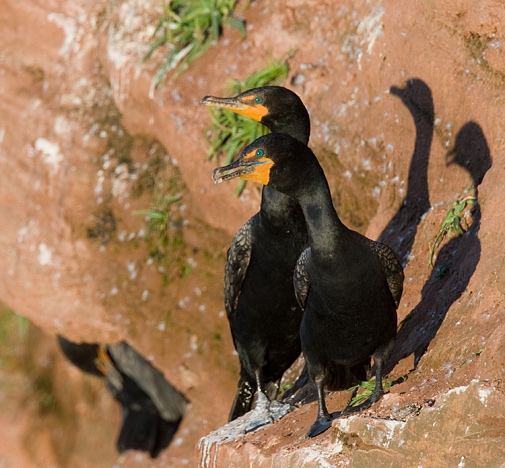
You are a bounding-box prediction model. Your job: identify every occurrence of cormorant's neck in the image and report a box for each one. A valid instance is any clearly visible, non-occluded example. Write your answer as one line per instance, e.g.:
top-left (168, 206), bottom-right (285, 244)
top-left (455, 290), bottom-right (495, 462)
top-left (263, 116), bottom-right (310, 146)
top-left (294, 167), bottom-right (346, 254)
top-left (259, 186), bottom-right (305, 233)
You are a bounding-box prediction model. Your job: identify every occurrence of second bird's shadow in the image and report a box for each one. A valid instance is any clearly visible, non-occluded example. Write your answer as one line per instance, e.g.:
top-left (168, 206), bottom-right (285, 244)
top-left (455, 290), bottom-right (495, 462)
top-left (378, 78), bottom-right (434, 266)
top-left (386, 120), bottom-right (492, 373)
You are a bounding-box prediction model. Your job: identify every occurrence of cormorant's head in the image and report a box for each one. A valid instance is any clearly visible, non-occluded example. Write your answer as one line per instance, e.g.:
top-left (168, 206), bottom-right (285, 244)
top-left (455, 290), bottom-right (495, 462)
top-left (201, 86), bottom-right (310, 144)
top-left (57, 335), bottom-right (105, 377)
top-left (212, 133), bottom-right (312, 194)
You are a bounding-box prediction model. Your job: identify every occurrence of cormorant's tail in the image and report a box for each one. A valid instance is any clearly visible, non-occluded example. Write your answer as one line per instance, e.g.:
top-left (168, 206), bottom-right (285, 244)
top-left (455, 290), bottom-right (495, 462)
top-left (117, 408), bottom-right (158, 456)
top-left (117, 408), bottom-right (181, 458)
top-left (228, 377), bottom-right (255, 421)
top-left (152, 418), bottom-right (182, 458)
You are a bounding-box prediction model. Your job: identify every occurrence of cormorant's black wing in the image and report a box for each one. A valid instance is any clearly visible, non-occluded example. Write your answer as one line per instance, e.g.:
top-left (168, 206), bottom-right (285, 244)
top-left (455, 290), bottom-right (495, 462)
top-left (366, 239), bottom-right (404, 308)
top-left (107, 342), bottom-right (188, 457)
top-left (108, 342), bottom-right (188, 422)
top-left (224, 218), bottom-right (253, 341)
top-left (293, 248), bottom-right (311, 310)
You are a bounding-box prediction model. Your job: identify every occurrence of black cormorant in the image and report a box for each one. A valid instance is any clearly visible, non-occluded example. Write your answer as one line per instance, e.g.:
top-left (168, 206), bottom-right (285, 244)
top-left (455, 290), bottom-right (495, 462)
top-left (201, 87), bottom-right (310, 425)
top-left (212, 133), bottom-right (403, 437)
top-left (57, 336), bottom-right (188, 457)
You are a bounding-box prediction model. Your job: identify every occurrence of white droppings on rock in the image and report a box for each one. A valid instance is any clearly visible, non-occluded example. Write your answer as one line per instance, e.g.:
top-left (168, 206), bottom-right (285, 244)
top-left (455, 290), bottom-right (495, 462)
top-left (478, 386), bottom-right (492, 404)
top-left (336, 417), bottom-right (352, 432)
top-left (37, 243), bottom-right (53, 266)
top-left (447, 385), bottom-right (469, 396)
top-left (35, 138), bottom-right (64, 176)
top-left (126, 261), bottom-right (137, 280)
top-left (48, 12), bottom-right (80, 58)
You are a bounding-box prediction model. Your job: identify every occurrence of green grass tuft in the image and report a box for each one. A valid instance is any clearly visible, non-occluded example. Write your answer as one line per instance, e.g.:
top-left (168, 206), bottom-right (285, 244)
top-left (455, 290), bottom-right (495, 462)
top-left (459, 348), bottom-right (483, 368)
top-left (144, 0), bottom-right (246, 91)
top-left (133, 196), bottom-right (184, 278)
top-left (347, 379), bottom-right (393, 407)
top-left (429, 194), bottom-right (477, 267)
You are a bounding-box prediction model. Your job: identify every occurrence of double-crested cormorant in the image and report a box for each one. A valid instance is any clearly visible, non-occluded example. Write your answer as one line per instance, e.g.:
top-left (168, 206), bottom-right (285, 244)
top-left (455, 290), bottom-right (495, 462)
top-left (57, 336), bottom-right (188, 458)
top-left (201, 87), bottom-right (310, 425)
top-left (202, 86), bottom-right (310, 144)
top-left (212, 133), bottom-right (403, 437)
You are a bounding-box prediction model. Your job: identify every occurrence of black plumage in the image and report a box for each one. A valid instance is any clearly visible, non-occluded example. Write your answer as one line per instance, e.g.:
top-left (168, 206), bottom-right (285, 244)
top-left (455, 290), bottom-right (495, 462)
top-left (57, 336), bottom-right (188, 458)
top-left (201, 87), bottom-right (310, 421)
top-left (212, 133), bottom-right (404, 437)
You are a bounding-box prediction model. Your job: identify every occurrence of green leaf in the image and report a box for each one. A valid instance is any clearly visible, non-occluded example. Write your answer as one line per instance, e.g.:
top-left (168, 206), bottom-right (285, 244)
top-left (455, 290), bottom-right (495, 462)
top-left (133, 209), bottom-right (167, 220)
top-left (228, 16), bottom-right (246, 37)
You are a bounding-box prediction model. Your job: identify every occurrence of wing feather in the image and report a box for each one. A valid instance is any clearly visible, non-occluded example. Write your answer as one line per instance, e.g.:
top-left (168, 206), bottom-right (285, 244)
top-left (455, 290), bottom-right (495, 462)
top-left (293, 248), bottom-right (311, 311)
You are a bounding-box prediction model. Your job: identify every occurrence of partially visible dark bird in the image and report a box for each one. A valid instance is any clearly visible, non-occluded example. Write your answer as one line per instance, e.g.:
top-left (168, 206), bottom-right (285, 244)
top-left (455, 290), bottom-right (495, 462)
top-left (201, 87), bottom-right (310, 425)
top-left (212, 133), bottom-right (403, 438)
top-left (57, 336), bottom-right (188, 458)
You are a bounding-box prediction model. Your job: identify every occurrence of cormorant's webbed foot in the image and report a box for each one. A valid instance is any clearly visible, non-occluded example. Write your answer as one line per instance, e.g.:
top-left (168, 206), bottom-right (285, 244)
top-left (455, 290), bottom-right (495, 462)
top-left (305, 411), bottom-right (340, 438)
top-left (243, 391), bottom-right (293, 433)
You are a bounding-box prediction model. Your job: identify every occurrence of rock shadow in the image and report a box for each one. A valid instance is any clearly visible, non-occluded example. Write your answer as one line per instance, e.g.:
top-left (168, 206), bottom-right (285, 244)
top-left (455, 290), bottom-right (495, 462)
top-left (378, 78), bottom-right (434, 266)
top-left (386, 121), bottom-right (492, 373)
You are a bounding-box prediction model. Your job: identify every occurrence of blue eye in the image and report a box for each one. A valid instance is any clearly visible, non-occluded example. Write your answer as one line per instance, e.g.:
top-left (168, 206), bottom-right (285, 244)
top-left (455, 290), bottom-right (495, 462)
top-left (254, 96), bottom-right (262, 104)
top-left (256, 149), bottom-right (264, 157)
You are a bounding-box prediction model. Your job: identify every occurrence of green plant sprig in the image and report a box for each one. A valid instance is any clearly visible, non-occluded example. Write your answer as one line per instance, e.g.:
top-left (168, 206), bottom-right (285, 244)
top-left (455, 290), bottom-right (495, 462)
top-left (145, 0), bottom-right (246, 91)
top-left (429, 195), bottom-right (477, 267)
top-left (347, 379), bottom-right (394, 407)
top-left (133, 194), bottom-right (184, 284)
top-left (459, 348), bottom-right (483, 368)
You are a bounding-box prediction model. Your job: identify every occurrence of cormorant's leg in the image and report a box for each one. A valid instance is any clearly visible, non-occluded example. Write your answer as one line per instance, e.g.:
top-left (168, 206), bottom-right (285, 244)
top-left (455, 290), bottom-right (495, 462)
top-left (243, 368), bottom-right (292, 433)
top-left (341, 356), bottom-right (386, 416)
top-left (252, 368), bottom-right (270, 410)
top-left (305, 379), bottom-right (335, 438)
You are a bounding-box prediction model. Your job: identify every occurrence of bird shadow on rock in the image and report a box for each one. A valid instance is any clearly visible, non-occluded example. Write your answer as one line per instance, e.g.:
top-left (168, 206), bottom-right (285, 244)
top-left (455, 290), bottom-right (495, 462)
top-left (378, 78), bottom-right (434, 266)
top-left (385, 121), bottom-right (492, 374)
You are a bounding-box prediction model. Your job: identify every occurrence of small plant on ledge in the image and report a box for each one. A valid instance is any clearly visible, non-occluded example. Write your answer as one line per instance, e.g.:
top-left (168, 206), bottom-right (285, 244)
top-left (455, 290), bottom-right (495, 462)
top-left (144, 0), bottom-right (246, 92)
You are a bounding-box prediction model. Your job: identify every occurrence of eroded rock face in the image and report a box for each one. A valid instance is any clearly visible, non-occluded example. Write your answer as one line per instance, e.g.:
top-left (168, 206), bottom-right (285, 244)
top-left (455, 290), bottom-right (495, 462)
top-left (197, 381), bottom-right (505, 467)
top-left (1, 0), bottom-right (505, 466)
top-left (338, 380), bottom-right (505, 467)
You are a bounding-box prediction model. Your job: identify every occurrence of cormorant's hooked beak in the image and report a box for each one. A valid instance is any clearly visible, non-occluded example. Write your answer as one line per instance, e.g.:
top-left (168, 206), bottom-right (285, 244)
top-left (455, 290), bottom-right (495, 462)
top-left (201, 95), bottom-right (248, 111)
top-left (212, 157), bottom-right (257, 184)
top-left (212, 148), bottom-right (273, 185)
top-left (201, 95), bottom-right (268, 122)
